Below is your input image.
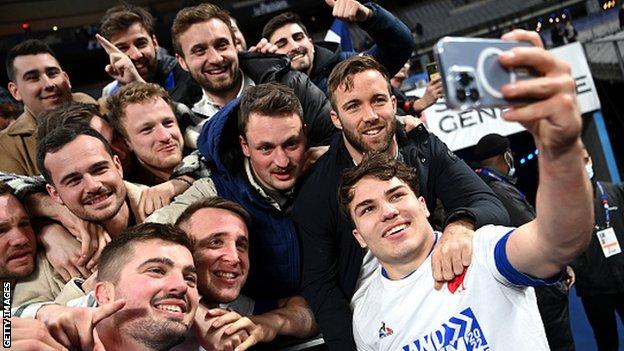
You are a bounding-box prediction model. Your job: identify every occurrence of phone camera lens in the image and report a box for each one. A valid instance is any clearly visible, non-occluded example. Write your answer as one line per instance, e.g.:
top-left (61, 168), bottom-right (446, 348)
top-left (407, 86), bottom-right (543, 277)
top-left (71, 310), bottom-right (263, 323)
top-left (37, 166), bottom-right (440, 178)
top-left (468, 88), bottom-right (479, 101)
top-left (456, 88), bottom-right (467, 102)
top-left (457, 72), bottom-right (473, 86)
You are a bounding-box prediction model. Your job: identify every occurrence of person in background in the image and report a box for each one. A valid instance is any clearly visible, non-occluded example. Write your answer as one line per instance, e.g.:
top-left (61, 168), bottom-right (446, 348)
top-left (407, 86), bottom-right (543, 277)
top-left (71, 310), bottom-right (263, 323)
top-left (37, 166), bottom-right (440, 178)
top-left (572, 147), bottom-right (624, 351)
top-left (474, 133), bottom-right (575, 351)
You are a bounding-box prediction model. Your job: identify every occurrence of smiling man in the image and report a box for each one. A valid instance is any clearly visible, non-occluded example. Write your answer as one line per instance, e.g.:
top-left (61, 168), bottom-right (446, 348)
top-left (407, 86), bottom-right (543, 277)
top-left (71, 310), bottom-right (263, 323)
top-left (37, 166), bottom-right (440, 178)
top-left (337, 30), bottom-right (592, 351)
top-left (98, 4), bottom-right (191, 98)
top-left (149, 83), bottom-right (306, 300)
top-left (37, 124), bottom-right (146, 238)
top-left (174, 197), bottom-right (316, 351)
top-left (107, 82), bottom-right (184, 185)
top-left (0, 182), bottom-right (36, 282)
top-left (170, 3), bottom-right (335, 148)
top-left (0, 39), bottom-right (94, 176)
top-left (262, 0), bottom-right (414, 95)
top-left (291, 55), bottom-right (508, 350)
top-left (94, 223), bottom-right (199, 350)
top-left (30, 223), bottom-right (199, 351)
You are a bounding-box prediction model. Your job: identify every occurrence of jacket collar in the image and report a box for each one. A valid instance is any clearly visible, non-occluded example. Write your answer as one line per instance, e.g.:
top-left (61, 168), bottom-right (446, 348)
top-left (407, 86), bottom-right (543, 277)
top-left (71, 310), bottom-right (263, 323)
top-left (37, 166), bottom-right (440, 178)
top-left (6, 109), bottom-right (36, 136)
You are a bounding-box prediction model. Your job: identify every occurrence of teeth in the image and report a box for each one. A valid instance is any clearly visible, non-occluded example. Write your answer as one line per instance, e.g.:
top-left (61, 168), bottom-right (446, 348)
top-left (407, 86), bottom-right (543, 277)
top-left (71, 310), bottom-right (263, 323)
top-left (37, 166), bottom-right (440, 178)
top-left (215, 272), bottom-right (236, 279)
top-left (156, 305), bottom-right (182, 313)
top-left (208, 68), bottom-right (226, 74)
top-left (364, 128), bottom-right (381, 135)
top-left (386, 224), bottom-right (407, 236)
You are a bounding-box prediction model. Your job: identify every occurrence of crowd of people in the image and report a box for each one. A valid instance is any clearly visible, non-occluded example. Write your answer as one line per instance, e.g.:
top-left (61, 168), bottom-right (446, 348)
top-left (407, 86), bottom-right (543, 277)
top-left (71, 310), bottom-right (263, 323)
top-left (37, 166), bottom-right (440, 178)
top-left (0, 1), bottom-right (619, 350)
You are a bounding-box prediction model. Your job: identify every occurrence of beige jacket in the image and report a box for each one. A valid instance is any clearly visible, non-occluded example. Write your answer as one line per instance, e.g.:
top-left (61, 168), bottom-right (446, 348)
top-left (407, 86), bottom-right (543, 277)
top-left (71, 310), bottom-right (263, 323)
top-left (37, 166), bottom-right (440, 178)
top-left (0, 92), bottom-right (96, 176)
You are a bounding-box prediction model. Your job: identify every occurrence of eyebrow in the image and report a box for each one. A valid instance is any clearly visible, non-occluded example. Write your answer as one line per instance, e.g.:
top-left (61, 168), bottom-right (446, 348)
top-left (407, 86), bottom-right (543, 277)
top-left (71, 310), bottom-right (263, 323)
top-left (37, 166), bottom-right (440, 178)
top-left (352, 185), bottom-right (406, 213)
top-left (139, 257), bottom-right (197, 274)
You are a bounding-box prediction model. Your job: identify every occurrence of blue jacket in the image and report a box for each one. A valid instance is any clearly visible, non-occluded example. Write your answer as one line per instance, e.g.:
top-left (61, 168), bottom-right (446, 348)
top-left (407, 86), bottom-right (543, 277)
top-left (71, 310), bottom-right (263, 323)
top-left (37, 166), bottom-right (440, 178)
top-left (197, 98), bottom-right (300, 300)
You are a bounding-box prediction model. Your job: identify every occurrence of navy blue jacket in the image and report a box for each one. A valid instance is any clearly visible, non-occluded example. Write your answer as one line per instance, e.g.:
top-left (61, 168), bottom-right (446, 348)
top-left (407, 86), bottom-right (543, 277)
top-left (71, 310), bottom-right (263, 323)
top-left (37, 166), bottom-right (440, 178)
top-left (197, 99), bottom-right (300, 300)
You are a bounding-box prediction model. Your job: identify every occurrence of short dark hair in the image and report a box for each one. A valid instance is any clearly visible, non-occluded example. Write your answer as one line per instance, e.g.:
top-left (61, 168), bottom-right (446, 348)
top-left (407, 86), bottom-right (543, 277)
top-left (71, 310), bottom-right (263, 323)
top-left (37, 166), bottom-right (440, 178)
top-left (175, 197), bottom-right (251, 230)
top-left (37, 124), bottom-right (113, 184)
top-left (0, 102), bottom-right (22, 120)
top-left (171, 3), bottom-right (234, 57)
top-left (262, 12), bottom-right (309, 41)
top-left (339, 152), bottom-right (420, 215)
top-left (97, 223), bottom-right (194, 284)
top-left (5, 39), bottom-right (57, 82)
top-left (99, 4), bottom-right (155, 39)
top-left (238, 83), bottom-right (304, 137)
top-left (0, 181), bottom-right (15, 198)
top-left (37, 102), bottom-right (102, 140)
top-left (106, 82), bottom-right (174, 138)
top-left (328, 55), bottom-right (391, 112)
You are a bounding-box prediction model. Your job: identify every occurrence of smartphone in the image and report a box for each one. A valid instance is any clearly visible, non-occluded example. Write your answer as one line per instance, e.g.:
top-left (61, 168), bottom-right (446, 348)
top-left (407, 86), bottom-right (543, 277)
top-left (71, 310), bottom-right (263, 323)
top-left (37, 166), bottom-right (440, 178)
top-left (426, 62), bottom-right (439, 81)
top-left (433, 37), bottom-right (538, 110)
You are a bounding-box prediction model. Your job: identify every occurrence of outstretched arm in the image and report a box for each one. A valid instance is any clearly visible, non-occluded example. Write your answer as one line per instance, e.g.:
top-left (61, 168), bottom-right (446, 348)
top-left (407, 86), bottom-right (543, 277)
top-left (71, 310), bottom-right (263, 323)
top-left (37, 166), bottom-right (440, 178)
top-left (500, 30), bottom-right (593, 278)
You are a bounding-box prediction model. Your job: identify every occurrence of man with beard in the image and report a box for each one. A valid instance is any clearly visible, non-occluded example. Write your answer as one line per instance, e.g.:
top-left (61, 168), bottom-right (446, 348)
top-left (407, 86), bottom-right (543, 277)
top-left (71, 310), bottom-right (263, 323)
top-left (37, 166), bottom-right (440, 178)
top-left (262, 0), bottom-right (414, 95)
top-left (0, 182), bottom-right (36, 284)
top-left (174, 197), bottom-right (317, 350)
top-left (149, 83), bottom-right (310, 300)
top-left (0, 39), bottom-right (95, 176)
top-left (291, 55), bottom-right (509, 350)
top-left (170, 3), bottom-right (335, 148)
top-left (32, 223), bottom-right (199, 351)
top-left (107, 82), bottom-right (185, 187)
top-left (98, 4), bottom-right (192, 98)
top-left (8, 125), bottom-right (146, 313)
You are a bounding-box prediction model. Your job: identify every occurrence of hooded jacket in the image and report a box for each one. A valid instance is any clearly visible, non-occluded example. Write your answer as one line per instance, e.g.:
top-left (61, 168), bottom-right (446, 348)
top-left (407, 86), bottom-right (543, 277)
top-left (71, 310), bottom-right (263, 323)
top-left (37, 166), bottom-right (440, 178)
top-left (196, 98), bottom-right (301, 300)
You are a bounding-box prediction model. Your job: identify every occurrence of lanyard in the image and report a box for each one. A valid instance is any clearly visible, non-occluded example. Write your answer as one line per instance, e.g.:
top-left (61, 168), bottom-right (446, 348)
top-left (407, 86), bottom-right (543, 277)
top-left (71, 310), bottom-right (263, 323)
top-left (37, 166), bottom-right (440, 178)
top-left (596, 181), bottom-right (611, 227)
top-left (475, 167), bottom-right (526, 200)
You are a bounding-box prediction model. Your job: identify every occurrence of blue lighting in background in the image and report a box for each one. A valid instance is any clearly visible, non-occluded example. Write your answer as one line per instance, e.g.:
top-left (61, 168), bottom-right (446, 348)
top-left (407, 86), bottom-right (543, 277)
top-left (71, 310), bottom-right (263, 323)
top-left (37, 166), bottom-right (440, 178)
top-left (517, 149), bottom-right (539, 167)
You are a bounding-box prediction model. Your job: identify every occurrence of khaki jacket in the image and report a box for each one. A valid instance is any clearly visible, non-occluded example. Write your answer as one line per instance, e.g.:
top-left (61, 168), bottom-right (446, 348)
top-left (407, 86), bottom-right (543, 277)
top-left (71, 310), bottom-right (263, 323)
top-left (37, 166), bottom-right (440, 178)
top-left (0, 92), bottom-right (96, 176)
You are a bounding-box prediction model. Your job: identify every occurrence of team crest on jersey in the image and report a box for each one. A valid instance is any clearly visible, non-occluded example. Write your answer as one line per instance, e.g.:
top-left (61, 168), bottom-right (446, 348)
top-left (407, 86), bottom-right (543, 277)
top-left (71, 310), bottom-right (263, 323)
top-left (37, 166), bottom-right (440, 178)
top-left (401, 307), bottom-right (489, 350)
top-left (378, 321), bottom-right (394, 339)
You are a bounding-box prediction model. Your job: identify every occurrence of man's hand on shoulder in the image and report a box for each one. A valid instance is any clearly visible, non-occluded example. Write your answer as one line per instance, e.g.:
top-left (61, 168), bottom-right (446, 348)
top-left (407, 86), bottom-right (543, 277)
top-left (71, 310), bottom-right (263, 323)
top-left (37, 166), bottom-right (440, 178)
top-left (432, 219), bottom-right (474, 290)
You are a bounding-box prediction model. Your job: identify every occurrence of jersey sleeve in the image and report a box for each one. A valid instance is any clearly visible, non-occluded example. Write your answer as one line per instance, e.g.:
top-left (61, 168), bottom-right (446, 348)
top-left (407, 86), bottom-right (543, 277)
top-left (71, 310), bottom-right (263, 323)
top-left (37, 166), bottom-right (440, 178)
top-left (476, 225), bottom-right (563, 287)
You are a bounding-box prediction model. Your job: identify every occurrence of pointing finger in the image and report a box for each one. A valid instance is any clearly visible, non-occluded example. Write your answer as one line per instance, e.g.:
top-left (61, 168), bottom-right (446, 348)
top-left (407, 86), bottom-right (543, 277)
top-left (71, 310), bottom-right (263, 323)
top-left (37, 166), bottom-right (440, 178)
top-left (96, 34), bottom-right (122, 55)
top-left (93, 299), bottom-right (126, 325)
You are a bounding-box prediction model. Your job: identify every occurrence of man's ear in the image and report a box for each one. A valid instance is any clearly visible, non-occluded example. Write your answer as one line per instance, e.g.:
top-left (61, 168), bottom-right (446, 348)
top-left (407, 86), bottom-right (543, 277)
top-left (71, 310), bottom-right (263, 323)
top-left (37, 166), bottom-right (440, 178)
top-left (391, 94), bottom-right (397, 114)
top-left (418, 196), bottom-right (430, 218)
top-left (7, 82), bottom-right (21, 102)
top-left (352, 228), bottom-right (367, 249)
top-left (239, 135), bottom-right (251, 157)
top-left (176, 53), bottom-right (189, 72)
top-left (95, 281), bottom-right (115, 305)
top-left (330, 110), bottom-right (343, 130)
top-left (151, 35), bottom-right (160, 48)
top-left (46, 184), bottom-right (64, 205)
top-left (63, 71), bottom-right (71, 90)
top-left (112, 154), bottom-right (124, 179)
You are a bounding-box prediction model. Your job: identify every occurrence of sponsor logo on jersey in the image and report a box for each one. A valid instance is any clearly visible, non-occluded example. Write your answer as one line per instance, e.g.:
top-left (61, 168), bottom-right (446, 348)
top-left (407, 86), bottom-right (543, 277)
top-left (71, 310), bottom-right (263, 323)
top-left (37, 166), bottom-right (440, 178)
top-left (401, 307), bottom-right (489, 350)
top-left (378, 321), bottom-right (394, 339)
